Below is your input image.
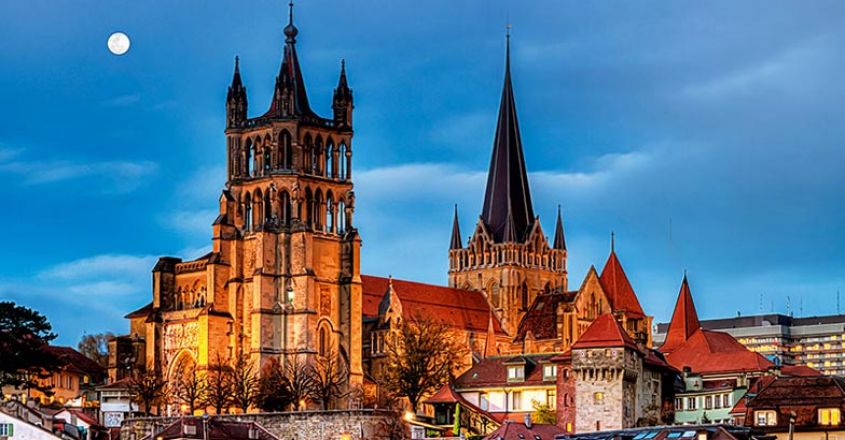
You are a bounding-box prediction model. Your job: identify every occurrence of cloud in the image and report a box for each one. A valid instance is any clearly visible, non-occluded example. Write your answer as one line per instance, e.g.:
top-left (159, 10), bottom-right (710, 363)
top-left (39, 254), bottom-right (157, 282)
top-left (102, 94), bottom-right (141, 107)
top-left (0, 148), bottom-right (157, 193)
top-left (160, 209), bottom-right (217, 237)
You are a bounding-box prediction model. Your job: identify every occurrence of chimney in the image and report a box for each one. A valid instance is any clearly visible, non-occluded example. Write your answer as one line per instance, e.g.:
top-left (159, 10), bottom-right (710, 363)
top-left (524, 413), bottom-right (532, 428)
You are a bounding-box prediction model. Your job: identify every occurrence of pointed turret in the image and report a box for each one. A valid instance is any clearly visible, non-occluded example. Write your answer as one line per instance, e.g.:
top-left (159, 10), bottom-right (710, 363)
top-left (226, 56), bottom-right (248, 128)
top-left (480, 32), bottom-right (535, 243)
top-left (599, 240), bottom-right (646, 319)
top-left (450, 205), bottom-right (462, 250)
top-left (661, 274), bottom-right (701, 354)
top-left (553, 205), bottom-right (566, 250)
top-left (333, 59), bottom-right (353, 127)
top-left (266, 1), bottom-right (316, 119)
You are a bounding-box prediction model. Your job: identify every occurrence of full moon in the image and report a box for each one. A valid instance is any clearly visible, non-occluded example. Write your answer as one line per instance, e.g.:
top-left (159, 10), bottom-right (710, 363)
top-left (107, 32), bottom-right (131, 56)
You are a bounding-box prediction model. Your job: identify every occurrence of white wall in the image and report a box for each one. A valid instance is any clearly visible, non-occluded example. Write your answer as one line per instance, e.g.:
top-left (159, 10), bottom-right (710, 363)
top-left (0, 412), bottom-right (62, 440)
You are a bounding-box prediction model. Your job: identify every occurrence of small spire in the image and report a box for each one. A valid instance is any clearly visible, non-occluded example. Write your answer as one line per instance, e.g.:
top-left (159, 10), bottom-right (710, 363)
top-left (611, 231), bottom-right (616, 253)
top-left (450, 204), bottom-right (463, 250)
top-left (502, 206), bottom-right (518, 243)
top-left (553, 205), bottom-right (566, 250)
top-left (284, 1), bottom-right (298, 44)
top-left (337, 59), bottom-right (349, 91)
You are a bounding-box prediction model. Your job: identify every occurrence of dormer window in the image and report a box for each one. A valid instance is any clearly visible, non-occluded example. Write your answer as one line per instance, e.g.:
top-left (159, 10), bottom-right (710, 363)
top-left (507, 366), bottom-right (525, 382)
top-left (755, 410), bottom-right (777, 426)
top-left (820, 408), bottom-right (841, 426)
top-left (543, 364), bottom-right (557, 380)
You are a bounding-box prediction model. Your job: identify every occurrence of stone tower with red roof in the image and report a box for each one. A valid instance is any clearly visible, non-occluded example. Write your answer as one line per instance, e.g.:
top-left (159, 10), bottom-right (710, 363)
top-left (448, 33), bottom-right (568, 334)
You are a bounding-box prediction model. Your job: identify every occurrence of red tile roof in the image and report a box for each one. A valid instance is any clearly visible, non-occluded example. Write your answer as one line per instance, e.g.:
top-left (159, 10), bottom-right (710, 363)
top-left (454, 354), bottom-right (556, 389)
top-left (483, 421), bottom-right (565, 440)
top-left (599, 251), bottom-right (645, 319)
top-left (661, 276), bottom-right (700, 354)
top-left (45, 346), bottom-right (106, 379)
top-left (361, 275), bottom-right (506, 335)
top-left (742, 376), bottom-right (845, 429)
top-left (663, 329), bottom-right (772, 375)
top-left (572, 314), bottom-right (639, 351)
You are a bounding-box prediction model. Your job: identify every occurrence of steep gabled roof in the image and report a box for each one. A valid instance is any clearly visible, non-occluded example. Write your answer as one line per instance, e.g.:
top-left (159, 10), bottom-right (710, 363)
top-left (450, 205), bottom-right (462, 250)
top-left (454, 354), bottom-right (556, 389)
top-left (598, 250), bottom-right (645, 318)
top-left (663, 329), bottom-right (772, 375)
top-left (661, 275), bottom-right (701, 354)
top-left (480, 35), bottom-right (534, 243)
top-left (572, 313), bottom-right (639, 351)
top-left (361, 275), bottom-right (506, 335)
top-left (552, 206), bottom-right (566, 250)
top-left (514, 289), bottom-right (577, 341)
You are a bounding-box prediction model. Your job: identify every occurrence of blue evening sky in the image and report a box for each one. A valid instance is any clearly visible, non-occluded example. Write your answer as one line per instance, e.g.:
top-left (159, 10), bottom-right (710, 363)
top-left (0, 1), bottom-right (843, 345)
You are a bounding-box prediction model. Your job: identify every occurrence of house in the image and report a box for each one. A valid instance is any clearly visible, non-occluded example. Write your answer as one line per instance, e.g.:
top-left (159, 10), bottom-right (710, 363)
top-left (4, 346), bottom-right (106, 409)
top-left (54, 408), bottom-right (105, 440)
top-left (660, 276), bottom-right (819, 425)
top-left (483, 417), bottom-right (565, 440)
top-left (96, 378), bottom-right (139, 431)
top-left (739, 375), bottom-right (845, 440)
top-left (557, 424), bottom-right (770, 440)
top-left (0, 408), bottom-right (63, 440)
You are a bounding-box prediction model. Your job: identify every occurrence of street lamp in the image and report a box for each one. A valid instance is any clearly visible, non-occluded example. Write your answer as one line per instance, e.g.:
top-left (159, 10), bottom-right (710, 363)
top-left (202, 412), bottom-right (209, 440)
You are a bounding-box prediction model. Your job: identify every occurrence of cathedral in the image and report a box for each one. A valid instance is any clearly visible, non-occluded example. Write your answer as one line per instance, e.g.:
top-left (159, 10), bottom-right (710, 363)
top-left (110, 2), bottom-right (664, 423)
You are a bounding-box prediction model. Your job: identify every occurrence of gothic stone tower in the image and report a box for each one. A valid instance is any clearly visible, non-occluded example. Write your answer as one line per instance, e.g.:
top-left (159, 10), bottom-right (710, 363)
top-left (219, 5), bottom-right (362, 386)
top-left (448, 35), bottom-right (567, 334)
top-left (135, 4), bottom-right (362, 401)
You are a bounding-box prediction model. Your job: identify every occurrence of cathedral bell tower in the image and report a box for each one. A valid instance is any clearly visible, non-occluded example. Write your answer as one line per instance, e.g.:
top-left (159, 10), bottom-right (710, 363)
top-left (448, 33), bottom-right (567, 334)
top-left (217, 2), bottom-right (362, 391)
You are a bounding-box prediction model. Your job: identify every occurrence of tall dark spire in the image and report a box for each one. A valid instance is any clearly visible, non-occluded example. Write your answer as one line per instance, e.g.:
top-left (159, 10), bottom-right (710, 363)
top-left (450, 205), bottom-right (462, 250)
top-left (266, 1), bottom-right (316, 118)
top-left (226, 56), bottom-right (247, 128)
top-left (480, 30), bottom-right (535, 243)
top-left (333, 59), bottom-right (353, 126)
top-left (553, 205), bottom-right (566, 250)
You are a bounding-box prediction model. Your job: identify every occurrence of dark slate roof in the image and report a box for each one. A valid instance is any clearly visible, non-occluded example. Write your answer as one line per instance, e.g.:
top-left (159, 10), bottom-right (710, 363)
top-left (450, 205), bottom-right (463, 250)
top-left (515, 290), bottom-right (577, 341)
top-left (45, 346), bottom-right (106, 380)
top-left (743, 376), bottom-right (845, 430)
top-left (480, 35), bottom-right (534, 243)
top-left (264, 4), bottom-right (317, 119)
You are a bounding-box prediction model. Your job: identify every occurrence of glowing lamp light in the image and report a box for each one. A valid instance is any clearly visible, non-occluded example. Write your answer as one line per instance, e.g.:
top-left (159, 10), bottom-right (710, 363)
top-left (404, 411), bottom-right (415, 422)
top-left (340, 433), bottom-right (352, 440)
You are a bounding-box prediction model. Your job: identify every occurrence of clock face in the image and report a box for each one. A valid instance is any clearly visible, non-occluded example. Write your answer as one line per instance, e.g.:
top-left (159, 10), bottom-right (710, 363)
top-left (107, 32), bottom-right (131, 55)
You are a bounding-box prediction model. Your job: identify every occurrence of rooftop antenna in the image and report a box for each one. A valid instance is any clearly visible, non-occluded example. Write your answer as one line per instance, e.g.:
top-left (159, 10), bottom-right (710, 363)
top-left (759, 292), bottom-right (764, 314)
top-left (800, 295), bottom-right (804, 317)
top-left (786, 296), bottom-right (791, 317)
top-left (838, 289), bottom-right (841, 315)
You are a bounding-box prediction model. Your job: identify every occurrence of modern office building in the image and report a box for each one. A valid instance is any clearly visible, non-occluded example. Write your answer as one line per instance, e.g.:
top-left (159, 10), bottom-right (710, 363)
top-left (656, 314), bottom-right (845, 375)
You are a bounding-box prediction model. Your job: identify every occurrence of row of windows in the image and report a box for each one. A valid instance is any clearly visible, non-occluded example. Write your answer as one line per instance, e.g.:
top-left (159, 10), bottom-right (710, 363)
top-left (505, 365), bottom-right (558, 383)
top-left (674, 393), bottom-right (732, 411)
top-left (241, 187), bottom-right (351, 234)
top-left (754, 408), bottom-right (841, 427)
top-left (477, 390), bottom-right (556, 412)
top-left (235, 132), bottom-right (351, 181)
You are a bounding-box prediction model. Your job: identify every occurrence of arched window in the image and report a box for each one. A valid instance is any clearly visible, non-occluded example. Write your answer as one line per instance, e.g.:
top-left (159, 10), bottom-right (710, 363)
top-left (254, 189), bottom-right (263, 228)
top-left (279, 130), bottom-right (292, 169)
top-left (339, 143), bottom-right (347, 180)
top-left (305, 188), bottom-right (313, 228)
top-left (243, 191), bottom-right (252, 231)
top-left (264, 191), bottom-right (272, 222)
top-left (337, 201), bottom-right (346, 234)
top-left (263, 148), bottom-right (271, 174)
top-left (326, 196), bottom-right (334, 233)
top-left (244, 138), bottom-right (252, 177)
top-left (280, 190), bottom-right (291, 225)
top-left (326, 139), bottom-right (334, 178)
top-left (303, 134), bottom-right (313, 174)
top-left (314, 190), bottom-right (324, 231)
top-left (319, 326), bottom-right (328, 357)
top-left (521, 282), bottom-right (529, 310)
top-left (314, 137), bottom-right (323, 176)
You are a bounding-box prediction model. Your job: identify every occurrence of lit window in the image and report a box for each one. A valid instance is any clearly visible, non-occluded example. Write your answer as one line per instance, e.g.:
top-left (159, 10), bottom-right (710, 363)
top-left (507, 366), bottom-right (525, 382)
top-left (543, 364), bottom-right (557, 380)
top-left (594, 392), bottom-right (605, 404)
top-left (512, 391), bottom-right (522, 410)
top-left (479, 392), bottom-right (489, 411)
top-left (755, 410), bottom-right (777, 426)
top-left (820, 408), bottom-right (841, 426)
top-left (547, 389), bottom-right (556, 409)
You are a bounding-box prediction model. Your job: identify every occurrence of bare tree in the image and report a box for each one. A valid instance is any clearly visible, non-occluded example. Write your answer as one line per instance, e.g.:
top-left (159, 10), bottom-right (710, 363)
top-left (77, 332), bottom-right (114, 369)
top-left (256, 358), bottom-right (293, 412)
top-left (204, 353), bottom-right (232, 414)
top-left (382, 315), bottom-right (467, 413)
top-left (172, 364), bottom-right (207, 414)
top-left (307, 351), bottom-right (347, 410)
top-left (128, 369), bottom-right (166, 416)
top-left (228, 353), bottom-right (259, 413)
top-left (283, 354), bottom-right (315, 411)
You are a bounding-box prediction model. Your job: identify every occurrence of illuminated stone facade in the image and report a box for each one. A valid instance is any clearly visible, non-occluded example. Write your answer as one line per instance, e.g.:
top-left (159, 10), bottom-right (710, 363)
top-left (116, 6), bottom-right (362, 403)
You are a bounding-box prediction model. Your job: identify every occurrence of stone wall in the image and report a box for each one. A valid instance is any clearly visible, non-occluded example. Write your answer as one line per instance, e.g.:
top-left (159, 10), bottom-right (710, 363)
top-left (121, 410), bottom-right (407, 440)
